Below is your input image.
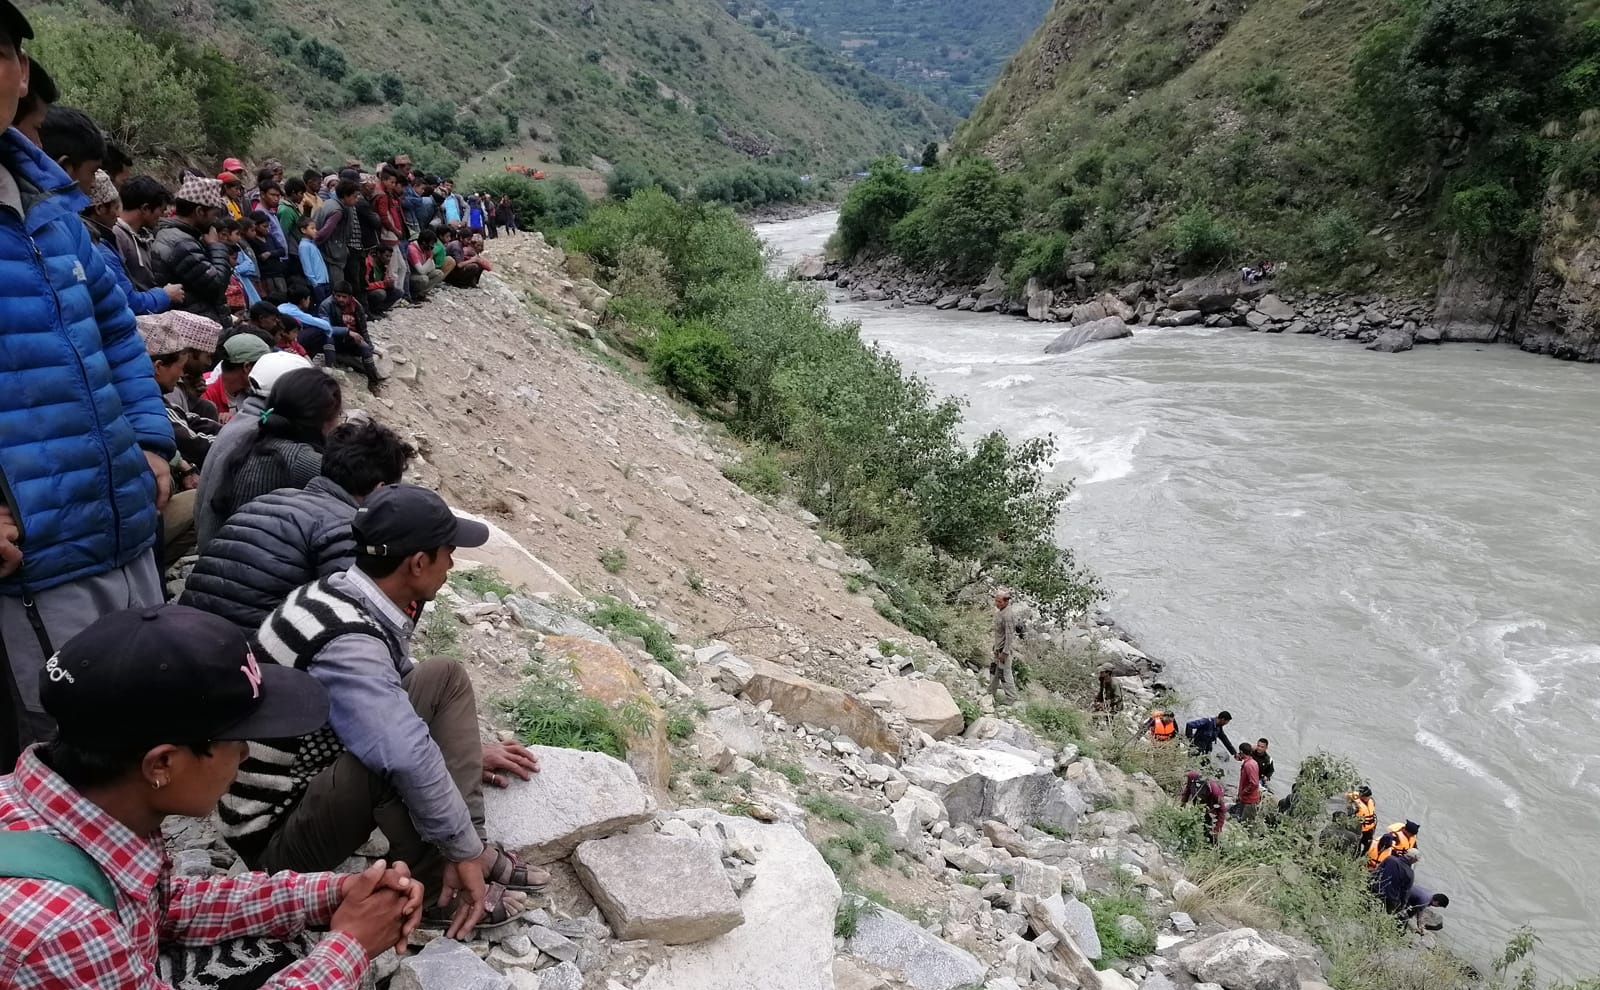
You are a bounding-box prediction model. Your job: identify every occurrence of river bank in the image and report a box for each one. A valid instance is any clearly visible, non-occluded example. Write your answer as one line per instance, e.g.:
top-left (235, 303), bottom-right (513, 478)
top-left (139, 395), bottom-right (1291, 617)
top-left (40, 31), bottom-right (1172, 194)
top-left (796, 241), bottom-right (1597, 362)
top-left (758, 210), bottom-right (1600, 979)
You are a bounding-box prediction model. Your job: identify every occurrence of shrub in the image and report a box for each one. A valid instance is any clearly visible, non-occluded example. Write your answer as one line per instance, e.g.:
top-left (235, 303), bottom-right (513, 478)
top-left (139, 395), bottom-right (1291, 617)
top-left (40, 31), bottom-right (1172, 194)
top-left (1308, 207), bottom-right (1362, 260)
top-left (378, 72), bottom-right (406, 104)
top-left (1001, 230), bottom-right (1069, 293)
top-left (608, 161), bottom-right (681, 200)
top-left (1021, 700), bottom-right (1088, 745)
top-left (588, 598), bottom-right (676, 667)
top-left (474, 174), bottom-right (549, 232)
top-left (610, 244), bottom-right (679, 312)
top-left (720, 447), bottom-right (787, 497)
top-left (1171, 202), bottom-right (1236, 265)
top-left (696, 165), bottom-right (809, 208)
top-left (544, 177), bottom-right (592, 229)
top-left (346, 72), bottom-right (379, 105)
top-left (650, 319), bottom-right (735, 405)
top-left (297, 37), bottom-right (348, 81)
top-left (891, 158), bottom-right (1023, 278)
top-left (1087, 887), bottom-right (1156, 960)
top-left (598, 547), bottom-right (628, 573)
top-left (835, 157), bottom-right (917, 259)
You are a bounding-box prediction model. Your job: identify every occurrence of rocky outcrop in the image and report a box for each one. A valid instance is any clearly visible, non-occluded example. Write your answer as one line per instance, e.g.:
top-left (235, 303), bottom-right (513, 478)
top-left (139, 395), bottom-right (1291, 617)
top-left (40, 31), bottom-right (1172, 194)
top-left (573, 830), bottom-right (744, 944)
top-left (864, 676), bottom-right (965, 739)
top-left (1366, 327), bottom-right (1414, 353)
top-left (901, 740), bottom-right (1085, 832)
top-left (1177, 928), bottom-right (1300, 990)
top-left (1043, 316), bottom-right (1132, 354)
top-left (740, 657), bottom-right (901, 756)
top-left (483, 747), bottom-right (656, 863)
top-left (551, 636), bottom-right (673, 793)
top-left (635, 814), bottom-right (840, 990)
top-left (845, 905), bottom-right (987, 990)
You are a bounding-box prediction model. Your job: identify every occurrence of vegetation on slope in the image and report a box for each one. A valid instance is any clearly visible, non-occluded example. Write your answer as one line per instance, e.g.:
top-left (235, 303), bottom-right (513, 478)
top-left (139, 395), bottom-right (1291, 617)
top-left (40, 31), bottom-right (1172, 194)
top-left (820, 0), bottom-right (1600, 295)
top-left (771, 0), bottom-right (1052, 113)
top-left (561, 188), bottom-right (1100, 656)
top-left (32, 0), bottom-right (949, 179)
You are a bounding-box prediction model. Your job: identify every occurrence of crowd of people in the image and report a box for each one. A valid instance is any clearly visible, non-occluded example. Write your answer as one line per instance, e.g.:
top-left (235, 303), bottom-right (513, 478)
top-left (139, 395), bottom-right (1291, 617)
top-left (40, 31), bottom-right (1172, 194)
top-left (0, 8), bottom-right (557, 986)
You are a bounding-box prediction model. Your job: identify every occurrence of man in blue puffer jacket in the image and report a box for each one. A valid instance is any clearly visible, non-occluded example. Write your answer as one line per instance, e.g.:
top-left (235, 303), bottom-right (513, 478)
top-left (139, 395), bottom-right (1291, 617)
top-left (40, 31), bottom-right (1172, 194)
top-left (0, 17), bottom-right (175, 755)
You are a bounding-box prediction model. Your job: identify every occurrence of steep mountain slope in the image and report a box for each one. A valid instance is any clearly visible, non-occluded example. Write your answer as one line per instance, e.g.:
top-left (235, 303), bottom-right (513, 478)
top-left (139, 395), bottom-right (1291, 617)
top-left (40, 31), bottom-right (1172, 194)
top-left (950, 0), bottom-right (1600, 359)
top-left (43, 0), bottom-right (950, 179)
top-left (772, 0), bottom-right (1052, 113)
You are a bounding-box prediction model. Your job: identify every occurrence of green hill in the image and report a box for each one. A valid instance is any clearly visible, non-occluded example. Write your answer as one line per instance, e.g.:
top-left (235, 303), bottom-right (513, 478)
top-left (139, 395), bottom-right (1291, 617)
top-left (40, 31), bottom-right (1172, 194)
top-left (30, 0), bottom-right (953, 183)
top-left (770, 0), bottom-right (1052, 114)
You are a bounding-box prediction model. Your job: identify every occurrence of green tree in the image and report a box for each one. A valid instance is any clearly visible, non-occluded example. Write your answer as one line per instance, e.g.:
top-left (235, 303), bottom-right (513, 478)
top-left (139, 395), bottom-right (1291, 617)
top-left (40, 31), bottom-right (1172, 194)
top-left (607, 161), bottom-right (680, 200)
top-left (378, 71), bottom-right (406, 104)
top-left (28, 16), bottom-right (204, 159)
top-left (920, 142), bottom-right (940, 168)
top-left (835, 157), bottom-right (916, 259)
top-left (187, 46), bottom-right (276, 154)
top-left (891, 158), bottom-right (1023, 277)
top-left (1398, 0), bottom-right (1563, 141)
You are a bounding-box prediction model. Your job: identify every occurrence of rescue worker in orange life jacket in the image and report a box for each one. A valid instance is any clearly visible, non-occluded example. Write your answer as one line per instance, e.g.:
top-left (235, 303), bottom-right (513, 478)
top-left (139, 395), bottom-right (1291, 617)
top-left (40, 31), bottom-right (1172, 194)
top-left (1137, 709), bottom-right (1179, 742)
top-left (1345, 785), bottom-right (1377, 856)
top-left (1367, 819), bottom-right (1419, 870)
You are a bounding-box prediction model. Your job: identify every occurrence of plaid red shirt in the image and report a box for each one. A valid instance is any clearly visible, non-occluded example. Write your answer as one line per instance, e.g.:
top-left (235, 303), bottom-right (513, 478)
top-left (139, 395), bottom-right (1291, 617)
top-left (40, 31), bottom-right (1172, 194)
top-left (0, 748), bottom-right (369, 989)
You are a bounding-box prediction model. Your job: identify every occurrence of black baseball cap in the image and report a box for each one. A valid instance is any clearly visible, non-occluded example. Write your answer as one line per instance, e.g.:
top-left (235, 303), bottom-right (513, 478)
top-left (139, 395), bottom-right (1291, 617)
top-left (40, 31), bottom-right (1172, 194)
top-left (40, 606), bottom-right (329, 750)
top-left (0, 0), bottom-right (33, 43)
top-left (352, 483), bottom-right (489, 558)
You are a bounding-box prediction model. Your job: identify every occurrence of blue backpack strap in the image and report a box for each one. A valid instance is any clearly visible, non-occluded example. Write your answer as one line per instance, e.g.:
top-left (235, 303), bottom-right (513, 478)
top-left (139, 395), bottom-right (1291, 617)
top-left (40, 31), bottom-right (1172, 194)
top-left (0, 830), bottom-right (118, 911)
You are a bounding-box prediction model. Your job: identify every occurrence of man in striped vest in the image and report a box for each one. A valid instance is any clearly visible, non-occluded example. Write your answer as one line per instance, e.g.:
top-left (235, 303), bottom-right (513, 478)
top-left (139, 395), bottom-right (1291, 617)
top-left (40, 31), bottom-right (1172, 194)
top-left (218, 484), bottom-right (545, 939)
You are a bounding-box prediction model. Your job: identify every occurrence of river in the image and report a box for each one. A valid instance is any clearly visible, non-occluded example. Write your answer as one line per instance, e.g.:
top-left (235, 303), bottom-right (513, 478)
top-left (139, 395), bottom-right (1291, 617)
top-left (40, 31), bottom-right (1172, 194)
top-left (758, 211), bottom-right (1600, 976)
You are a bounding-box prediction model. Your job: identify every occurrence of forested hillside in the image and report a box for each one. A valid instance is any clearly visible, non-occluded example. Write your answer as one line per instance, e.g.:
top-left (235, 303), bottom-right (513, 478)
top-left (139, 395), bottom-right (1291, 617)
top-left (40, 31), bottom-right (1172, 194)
top-left (30, 0), bottom-right (951, 182)
top-left (773, 0), bottom-right (1051, 113)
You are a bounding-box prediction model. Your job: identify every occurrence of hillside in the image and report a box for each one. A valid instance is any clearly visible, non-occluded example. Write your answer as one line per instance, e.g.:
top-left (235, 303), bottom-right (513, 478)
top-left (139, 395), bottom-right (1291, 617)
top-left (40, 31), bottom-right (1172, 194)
top-left (935, 0), bottom-right (1600, 359)
top-left (33, 0), bottom-right (952, 182)
top-left (771, 0), bottom-right (1052, 113)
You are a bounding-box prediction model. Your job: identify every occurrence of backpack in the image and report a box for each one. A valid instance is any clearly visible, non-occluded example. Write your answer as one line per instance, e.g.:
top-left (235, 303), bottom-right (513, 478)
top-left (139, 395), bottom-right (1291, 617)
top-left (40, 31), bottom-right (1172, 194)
top-left (0, 830), bottom-right (117, 910)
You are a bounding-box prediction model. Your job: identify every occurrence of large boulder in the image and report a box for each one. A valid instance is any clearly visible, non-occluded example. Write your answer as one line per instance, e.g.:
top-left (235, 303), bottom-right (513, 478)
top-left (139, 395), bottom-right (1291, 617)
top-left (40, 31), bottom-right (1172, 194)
top-left (972, 290), bottom-right (1007, 313)
top-left (1253, 295), bottom-right (1297, 322)
top-left (483, 746), bottom-right (655, 864)
top-left (1071, 299), bottom-right (1108, 325)
top-left (846, 905), bottom-right (987, 990)
top-left (867, 677), bottom-right (965, 739)
top-left (1043, 316), bottom-right (1132, 355)
top-left (548, 636), bottom-right (672, 793)
top-left (793, 256), bottom-right (826, 280)
top-left (1167, 276), bottom-right (1249, 313)
top-left (391, 938), bottom-right (511, 990)
top-left (635, 814), bottom-right (839, 990)
top-left (1366, 328), bottom-right (1414, 353)
top-left (1027, 289), bottom-right (1055, 321)
top-left (901, 741), bottom-right (1085, 832)
top-left (503, 598), bottom-right (609, 644)
top-left (741, 658), bottom-right (900, 756)
top-left (703, 705), bottom-right (768, 758)
top-left (451, 513), bottom-right (580, 599)
top-left (1177, 929), bottom-right (1300, 990)
top-left (573, 830), bottom-right (744, 944)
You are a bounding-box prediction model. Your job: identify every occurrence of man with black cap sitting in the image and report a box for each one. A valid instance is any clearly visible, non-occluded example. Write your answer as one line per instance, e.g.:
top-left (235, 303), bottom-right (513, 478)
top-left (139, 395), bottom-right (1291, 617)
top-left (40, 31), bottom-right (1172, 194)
top-left (221, 484), bottom-right (544, 940)
top-left (0, 605), bottom-right (423, 988)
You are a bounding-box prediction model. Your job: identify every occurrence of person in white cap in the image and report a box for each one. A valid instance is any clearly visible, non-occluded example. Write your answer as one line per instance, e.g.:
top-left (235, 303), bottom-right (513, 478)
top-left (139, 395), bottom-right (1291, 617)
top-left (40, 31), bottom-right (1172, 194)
top-left (1, 9), bottom-right (178, 761)
top-left (193, 350), bottom-right (313, 553)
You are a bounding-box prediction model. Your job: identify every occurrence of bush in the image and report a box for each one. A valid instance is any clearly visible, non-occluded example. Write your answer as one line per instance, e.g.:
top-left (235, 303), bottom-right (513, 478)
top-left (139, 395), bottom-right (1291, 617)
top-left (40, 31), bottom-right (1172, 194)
top-left (543, 177), bottom-right (592, 229)
top-left (649, 319), bottom-right (736, 406)
top-left (1087, 886), bottom-right (1156, 960)
top-left (1001, 230), bottom-right (1069, 293)
top-left (297, 37), bottom-right (348, 81)
top-left (588, 598), bottom-right (676, 667)
top-left (1308, 207), bottom-right (1362, 260)
top-left (696, 164), bottom-right (810, 208)
top-left (1170, 202), bottom-right (1236, 265)
top-left (378, 72), bottom-right (406, 104)
top-left (608, 161), bottom-right (681, 200)
top-left (186, 46), bottom-right (275, 153)
top-left (501, 674), bottom-right (648, 759)
top-left (891, 158), bottom-right (1023, 278)
top-left (721, 447), bottom-right (788, 498)
top-left (835, 157), bottom-right (917, 259)
top-left (474, 174), bottom-right (548, 231)
top-left (598, 547), bottom-right (628, 573)
top-left (346, 72), bottom-right (379, 105)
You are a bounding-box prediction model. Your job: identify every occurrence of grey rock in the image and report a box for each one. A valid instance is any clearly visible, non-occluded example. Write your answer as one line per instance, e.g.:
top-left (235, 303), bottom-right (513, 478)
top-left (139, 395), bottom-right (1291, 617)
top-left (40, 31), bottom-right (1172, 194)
top-left (1255, 294), bottom-right (1297, 321)
top-left (1178, 928), bottom-right (1299, 990)
top-left (1366, 328), bottom-right (1414, 353)
top-left (1414, 324), bottom-right (1442, 344)
top-left (1043, 316), bottom-right (1132, 355)
top-left (526, 925), bottom-right (579, 962)
top-left (972, 290), bottom-right (1007, 313)
top-left (792, 255), bottom-right (826, 280)
top-left (903, 741), bottom-right (1085, 833)
top-left (1067, 261), bottom-right (1097, 278)
top-left (1027, 289), bottom-right (1055, 322)
top-left (1171, 911), bottom-right (1198, 934)
top-left (484, 746), bottom-right (655, 864)
top-left (573, 831), bottom-right (744, 944)
top-left (1170, 309), bottom-right (1203, 326)
top-left (1244, 310), bottom-right (1272, 329)
top-left (867, 677), bottom-right (964, 739)
top-left (846, 906), bottom-right (987, 990)
top-left (1285, 320), bottom-right (1315, 334)
top-left (1167, 275), bottom-right (1256, 313)
top-left (1116, 914), bottom-right (1148, 943)
top-left (1001, 858), bottom-right (1061, 899)
top-left (1141, 976), bottom-right (1178, 990)
top-left (391, 938), bottom-right (512, 990)
top-left (1056, 895), bottom-right (1101, 961)
top-left (539, 961), bottom-right (584, 990)
top-left (704, 706), bottom-right (767, 757)
top-left (933, 293), bottom-right (963, 310)
top-left (504, 597), bottom-right (609, 644)
top-left (498, 934), bottom-right (534, 958)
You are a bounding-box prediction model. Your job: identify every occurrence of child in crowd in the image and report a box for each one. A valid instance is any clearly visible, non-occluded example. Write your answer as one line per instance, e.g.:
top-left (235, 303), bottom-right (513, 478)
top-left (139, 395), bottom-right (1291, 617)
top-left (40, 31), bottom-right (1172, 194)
top-left (298, 217), bottom-right (332, 305)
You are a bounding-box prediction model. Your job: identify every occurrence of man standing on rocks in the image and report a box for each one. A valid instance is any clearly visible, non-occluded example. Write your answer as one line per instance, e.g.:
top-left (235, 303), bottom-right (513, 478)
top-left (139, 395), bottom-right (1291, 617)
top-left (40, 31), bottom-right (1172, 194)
top-left (1231, 741), bottom-right (1262, 822)
top-left (218, 484), bottom-right (548, 939)
top-left (1184, 710), bottom-right (1237, 759)
top-left (990, 588), bottom-right (1023, 703)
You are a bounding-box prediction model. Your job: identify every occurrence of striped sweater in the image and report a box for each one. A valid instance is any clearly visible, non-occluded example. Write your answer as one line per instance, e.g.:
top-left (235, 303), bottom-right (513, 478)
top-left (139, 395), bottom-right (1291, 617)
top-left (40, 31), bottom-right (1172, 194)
top-left (217, 577), bottom-right (398, 858)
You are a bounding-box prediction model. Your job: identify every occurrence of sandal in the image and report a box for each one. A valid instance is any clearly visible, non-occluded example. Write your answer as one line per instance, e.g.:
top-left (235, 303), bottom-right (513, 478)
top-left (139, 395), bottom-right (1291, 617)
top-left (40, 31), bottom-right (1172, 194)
top-left (422, 882), bottom-right (530, 938)
top-left (484, 844), bottom-right (551, 892)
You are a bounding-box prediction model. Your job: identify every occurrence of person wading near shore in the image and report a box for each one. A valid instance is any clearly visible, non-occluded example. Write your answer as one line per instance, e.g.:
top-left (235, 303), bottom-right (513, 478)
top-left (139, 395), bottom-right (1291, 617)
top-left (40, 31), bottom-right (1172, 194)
top-left (219, 484), bottom-right (550, 939)
top-left (0, 604), bottom-right (423, 989)
top-left (1346, 785), bottom-right (1377, 856)
top-left (989, 588), bottom-right (1023, 703)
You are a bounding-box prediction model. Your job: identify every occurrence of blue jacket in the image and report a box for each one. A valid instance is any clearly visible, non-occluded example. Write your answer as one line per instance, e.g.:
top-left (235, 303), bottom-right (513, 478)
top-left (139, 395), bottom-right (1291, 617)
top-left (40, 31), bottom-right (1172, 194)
top-left (297, 237), bottom-right (329, 287)
top-left (1184, 717), bottom-right (1236, 757)
top-left (0, 129), bottom-right (174, 594)
top-left (87, 220), bottom-right (170, 317)
top-left (401, 188), bottom-right (435, 231)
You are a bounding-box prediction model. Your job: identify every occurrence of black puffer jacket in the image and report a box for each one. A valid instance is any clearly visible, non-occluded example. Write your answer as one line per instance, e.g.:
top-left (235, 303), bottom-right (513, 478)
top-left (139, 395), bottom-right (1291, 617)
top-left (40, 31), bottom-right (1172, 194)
top-left (151, 217), bottom-right (232, 323)
top-left (180, 477), bottom-right (359, 632)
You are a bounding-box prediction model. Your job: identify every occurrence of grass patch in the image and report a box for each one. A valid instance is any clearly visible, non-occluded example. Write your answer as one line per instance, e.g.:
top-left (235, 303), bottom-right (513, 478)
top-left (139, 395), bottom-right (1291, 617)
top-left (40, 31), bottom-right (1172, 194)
top-left (685, 569), bottom-right (705, 593)
top-left (449, 568), bottom-right (516, 599)
top-left (834, 892), bottom-right (876, 939)
top-left (588, 597), bottom-right (676, 667)
top-left (500, 674), bottom-right (649, 759)
top-left (1020, 699), bottom-right (1091, 748)
top-left (1087, 885), bottom-right (1157, 961)
top-left (664, 702), bottom-right (698, 741)
top-left (803, 792), bottom-right (865, 826)
top-left (416, 608), bottom-right (462, 658)
top-left (720, 446), bottom-right (788, 498)
top-left (955, 694), bottom-right (982, 727)
top-left (754, 755), bottom-right (808, 788)
top-left (598, 547), bottom-right (628, 574)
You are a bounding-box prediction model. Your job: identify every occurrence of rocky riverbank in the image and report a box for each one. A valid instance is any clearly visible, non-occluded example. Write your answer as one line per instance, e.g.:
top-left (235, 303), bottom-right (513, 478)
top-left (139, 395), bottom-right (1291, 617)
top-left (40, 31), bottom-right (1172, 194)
top-left (795, 255), bottom-right (1578, 359)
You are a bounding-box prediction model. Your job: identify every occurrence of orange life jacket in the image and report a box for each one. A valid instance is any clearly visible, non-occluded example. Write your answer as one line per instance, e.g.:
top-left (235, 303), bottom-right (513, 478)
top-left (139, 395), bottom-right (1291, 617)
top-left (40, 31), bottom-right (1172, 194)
top-left (1150, 712), bottom-right (1177, 741)
top-left (1347, 794), bottom-right (1376, 831)
top-left (1367, 822), bottom-right (1416, 868)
